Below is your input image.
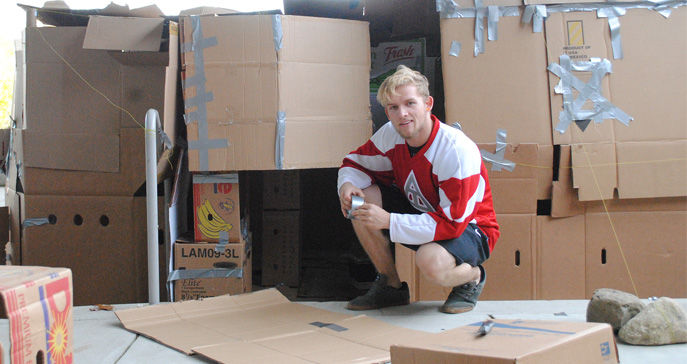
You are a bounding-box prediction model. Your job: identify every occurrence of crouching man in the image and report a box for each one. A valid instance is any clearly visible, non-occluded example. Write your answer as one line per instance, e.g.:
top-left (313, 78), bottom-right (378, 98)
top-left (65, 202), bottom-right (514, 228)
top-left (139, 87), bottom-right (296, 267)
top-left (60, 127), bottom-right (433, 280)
top-left (337, 65), bottom-right (499, 313)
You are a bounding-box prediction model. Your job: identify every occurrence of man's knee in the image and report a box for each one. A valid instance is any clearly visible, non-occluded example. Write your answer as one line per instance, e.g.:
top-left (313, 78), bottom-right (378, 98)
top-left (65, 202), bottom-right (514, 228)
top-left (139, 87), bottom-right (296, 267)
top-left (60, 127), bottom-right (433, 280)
top-left (415, 244), bottom-right (455, 284)
top-left (362, 184), bottom-right (382, 207)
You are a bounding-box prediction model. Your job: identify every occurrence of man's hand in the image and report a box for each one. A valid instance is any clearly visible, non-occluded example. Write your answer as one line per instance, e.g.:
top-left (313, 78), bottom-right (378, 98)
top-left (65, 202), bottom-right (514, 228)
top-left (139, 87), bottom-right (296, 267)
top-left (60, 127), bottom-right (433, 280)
top-left (351, 203), bottom-right (390, 230)
top-left (339, 182), bottom-right (364, 218)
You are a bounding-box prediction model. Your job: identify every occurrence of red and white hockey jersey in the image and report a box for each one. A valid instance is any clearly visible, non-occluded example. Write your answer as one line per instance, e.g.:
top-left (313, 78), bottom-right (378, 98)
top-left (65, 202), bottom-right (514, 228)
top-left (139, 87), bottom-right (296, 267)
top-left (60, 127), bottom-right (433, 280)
top-left (338, 115), bottom-right (499, 252)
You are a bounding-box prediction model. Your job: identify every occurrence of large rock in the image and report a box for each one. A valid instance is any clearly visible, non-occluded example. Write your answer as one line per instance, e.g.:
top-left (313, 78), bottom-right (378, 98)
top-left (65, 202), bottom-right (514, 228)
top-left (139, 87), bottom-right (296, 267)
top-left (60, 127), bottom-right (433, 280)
top-left (619, 297), bottom-right (687, 345)
top-left (586, 288), bottom-right (645, 332)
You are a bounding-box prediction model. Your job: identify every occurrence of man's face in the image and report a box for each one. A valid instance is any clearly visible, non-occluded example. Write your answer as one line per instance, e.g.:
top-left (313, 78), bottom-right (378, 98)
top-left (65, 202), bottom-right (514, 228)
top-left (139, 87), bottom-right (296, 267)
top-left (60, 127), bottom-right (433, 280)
top-left (385, 84), bottom-right (433, 147)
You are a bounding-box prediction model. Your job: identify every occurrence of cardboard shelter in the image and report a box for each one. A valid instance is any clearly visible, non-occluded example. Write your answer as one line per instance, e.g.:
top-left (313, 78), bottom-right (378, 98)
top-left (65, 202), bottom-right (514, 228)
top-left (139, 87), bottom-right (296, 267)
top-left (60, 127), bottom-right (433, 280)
top-left (180, 13), bottom-right (372, 171)
top-left (0, 266), bottom-right (73, 364)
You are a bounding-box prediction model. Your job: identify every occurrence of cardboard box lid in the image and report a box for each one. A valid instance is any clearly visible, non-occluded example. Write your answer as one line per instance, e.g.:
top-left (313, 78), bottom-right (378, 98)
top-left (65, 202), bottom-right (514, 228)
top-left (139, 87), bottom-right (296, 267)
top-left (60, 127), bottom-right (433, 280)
top-left (116, 288), bottom-right (428, 363)
top-left (83, 15), bottom-right (164, 51)
top-left (20, 130), bottom-right (119, 172)
top-left (391, 319), bottom-right (618, 364)
top-left (0, 266), bottom-right (73, 364)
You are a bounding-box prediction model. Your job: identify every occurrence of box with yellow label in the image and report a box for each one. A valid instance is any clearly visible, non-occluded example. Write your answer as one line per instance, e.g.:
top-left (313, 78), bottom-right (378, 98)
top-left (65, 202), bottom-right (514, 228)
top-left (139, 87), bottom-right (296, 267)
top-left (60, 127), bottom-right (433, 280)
top-left (193, 173), bottom-right (241, 243)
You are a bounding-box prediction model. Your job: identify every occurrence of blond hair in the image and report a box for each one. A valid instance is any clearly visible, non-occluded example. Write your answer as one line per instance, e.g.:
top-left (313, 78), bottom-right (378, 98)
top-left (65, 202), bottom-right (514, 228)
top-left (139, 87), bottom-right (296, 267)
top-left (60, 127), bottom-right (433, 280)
top-left (376, 65), bottom-right (430, 107)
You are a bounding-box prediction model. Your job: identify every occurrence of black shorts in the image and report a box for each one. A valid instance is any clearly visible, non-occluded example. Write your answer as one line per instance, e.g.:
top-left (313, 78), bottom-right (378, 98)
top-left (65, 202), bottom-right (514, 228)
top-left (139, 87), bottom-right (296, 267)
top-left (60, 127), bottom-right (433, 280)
top-left (380, 184), bottom-right (490, 267)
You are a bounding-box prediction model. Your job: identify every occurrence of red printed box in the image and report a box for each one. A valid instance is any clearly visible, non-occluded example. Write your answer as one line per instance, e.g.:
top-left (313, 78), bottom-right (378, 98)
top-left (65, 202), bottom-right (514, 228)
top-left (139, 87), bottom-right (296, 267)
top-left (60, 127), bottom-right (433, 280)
top-left (0, 266), bottom-right (73, 364)
top-left (193, 173), bottom-right (241, 243)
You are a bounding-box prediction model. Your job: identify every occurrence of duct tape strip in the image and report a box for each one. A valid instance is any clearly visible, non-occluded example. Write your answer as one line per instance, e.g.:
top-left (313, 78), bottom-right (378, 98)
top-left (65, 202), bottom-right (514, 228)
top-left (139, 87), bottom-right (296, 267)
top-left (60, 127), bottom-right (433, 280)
top-left (156, 117), bottom-right (173, 150)
top-left (548, 54), bottom-right (633, 134)
top-left (474, 0), bottom-right (485, 56)
top-left (22, 218), bottom-right (50, 228)
top-left (182, 16), bottom-right (227, 171)
top-left (167, 267), bottom-right (243, 282)
top-left (309, 322), bottom-right (349, 332)
top-left (597, 7), bottom-right (627, 60)
top-left (449, 41), bottom-right (461, 57)
top-left (275, 111), bottom-right (286, 170)
top-left (480, 129), bottom-right (515, 172)
top-left (214, 230), bottom-right (229, 253)
top-left (272, 15), bottom-right (283, 51)
top-left (487, 6), bottom-right (500, 41)
top-left (522, 5), bottom-right (546, 33)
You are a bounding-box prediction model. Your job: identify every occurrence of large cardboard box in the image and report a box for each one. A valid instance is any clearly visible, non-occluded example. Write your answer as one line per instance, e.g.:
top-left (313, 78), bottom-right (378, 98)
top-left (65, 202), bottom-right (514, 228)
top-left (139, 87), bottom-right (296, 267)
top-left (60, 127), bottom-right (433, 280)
top-left (391, 319), bottom-right (618, 364)
top-left (172, 241), bottom-right (251, 301)
top-left (13, 192), bottom-right (153, 305)
top-left (181, 14), bottom-right (372, 171)
top-left (0, 266), bottom-right (73, 364)
top-left (116, 288), bottom-right (428, 363)
top-left (441, 13), bottom-right (552, 145)
top-left (261, 210), bottom-right (301, 287)
top-left (192, 173), bottom-right (242, 243)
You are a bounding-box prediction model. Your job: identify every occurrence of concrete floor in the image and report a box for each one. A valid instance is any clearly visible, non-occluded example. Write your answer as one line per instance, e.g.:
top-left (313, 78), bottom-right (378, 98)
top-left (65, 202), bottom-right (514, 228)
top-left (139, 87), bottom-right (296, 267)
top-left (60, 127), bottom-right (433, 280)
top-left (1, 295), bottom-right (684, 363)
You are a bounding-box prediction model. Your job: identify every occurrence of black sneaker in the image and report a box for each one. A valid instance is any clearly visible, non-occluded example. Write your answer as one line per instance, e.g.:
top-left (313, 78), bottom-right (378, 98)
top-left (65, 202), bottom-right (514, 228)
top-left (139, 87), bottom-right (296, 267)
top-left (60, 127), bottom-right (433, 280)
top-left (346, 274), bottom-right (410, 310)
top-left (440, 266), bottom-right (486, 314)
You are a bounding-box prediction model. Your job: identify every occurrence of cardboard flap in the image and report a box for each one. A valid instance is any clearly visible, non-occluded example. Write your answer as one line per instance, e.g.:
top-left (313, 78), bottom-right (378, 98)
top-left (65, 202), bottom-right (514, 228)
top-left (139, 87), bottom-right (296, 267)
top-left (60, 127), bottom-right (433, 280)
top-left (21, 130), bottom-right (119, 172)
top-left (84, 15), bottom-right (164, 51)
top-left (571, 143), bottom-right (617, 201)
top-left (116, 288), bottom-right (428, 362)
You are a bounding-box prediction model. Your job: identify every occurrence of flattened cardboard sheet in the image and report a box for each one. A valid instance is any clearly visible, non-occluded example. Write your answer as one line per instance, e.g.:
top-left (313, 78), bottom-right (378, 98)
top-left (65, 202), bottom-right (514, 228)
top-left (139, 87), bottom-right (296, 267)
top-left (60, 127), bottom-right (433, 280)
top-left (116, 288), bottom-right (428, 363)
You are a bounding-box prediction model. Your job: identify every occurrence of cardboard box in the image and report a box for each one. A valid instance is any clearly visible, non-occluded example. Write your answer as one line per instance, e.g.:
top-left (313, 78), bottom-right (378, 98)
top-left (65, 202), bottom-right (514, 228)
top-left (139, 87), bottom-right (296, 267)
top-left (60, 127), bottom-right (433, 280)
top-left (585, 208), bottom-right (687, 298)
top-left (397, 214), bottom-right (535, 301)
top-left (261, 210), bottom-right (301, 287)
top-left (480, 143), bottom-right (553, 213)
top-left (262, 170), bottom-right (301, 210)
top-left (181, 14), bottom-right (372, 171)
top-left (13, 192), bottom-right (154, 305)
top-left (391, 319), bottom-right (618, 364)
top-left (13, 4), bottom-right (178, 197)
top-left (192, 173), bottom-right (242, 243)
top-left (172, 241), bottom-right (251, 301)
top-left (536, 215), bottom-right (586, 299)
top-left (441, 14), bottom-right (552, 145)
top-left (116, 288), bottom-right (428, 363)
top-left (0, 266), bottom-right (73, 364)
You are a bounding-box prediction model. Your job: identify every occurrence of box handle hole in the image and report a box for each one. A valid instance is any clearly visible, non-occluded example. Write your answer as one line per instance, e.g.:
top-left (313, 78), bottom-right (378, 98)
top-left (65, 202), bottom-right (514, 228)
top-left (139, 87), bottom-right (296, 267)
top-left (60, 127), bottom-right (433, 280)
top-left (601, 249), bottom-right (607, 264)
top-left (100, 215), bottom-right (109, 227)
top-left (73, 214), bottom-right (83, 226)
top-left (515, 250), bottom-right (520, 266)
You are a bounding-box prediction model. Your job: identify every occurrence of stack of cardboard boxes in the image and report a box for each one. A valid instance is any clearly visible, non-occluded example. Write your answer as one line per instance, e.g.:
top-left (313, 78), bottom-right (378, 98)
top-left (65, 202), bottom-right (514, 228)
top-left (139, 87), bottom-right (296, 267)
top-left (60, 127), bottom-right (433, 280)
top-left (172, 173), bottom-right (251, 301)
top-left (398, 1), bottom-right (686, 300)
top-left (177, 12), bottom-right (372, 293)
top-left (260, 170), bottom-right (303, 287)
top-left (6, 5), bottom-right (175, 305)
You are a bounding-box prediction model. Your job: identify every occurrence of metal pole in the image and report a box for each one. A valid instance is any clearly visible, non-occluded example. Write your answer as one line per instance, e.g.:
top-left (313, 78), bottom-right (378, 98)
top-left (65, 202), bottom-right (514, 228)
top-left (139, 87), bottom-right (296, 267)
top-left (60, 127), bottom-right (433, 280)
top-left (145, 109), bottom-right (160, 304)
